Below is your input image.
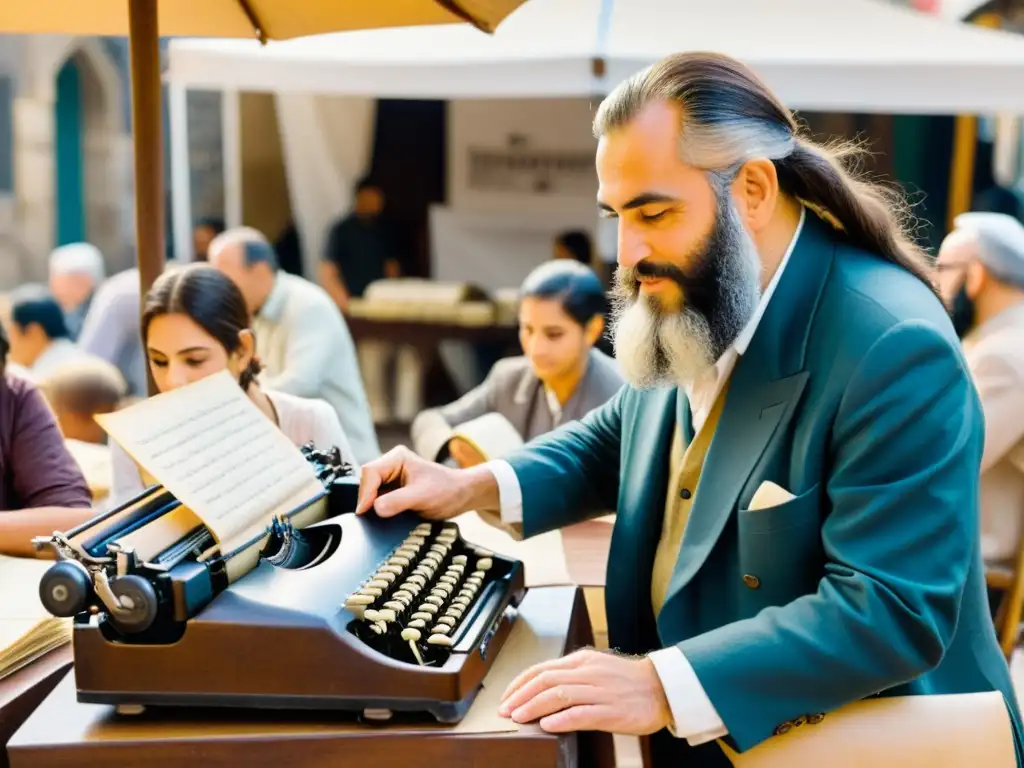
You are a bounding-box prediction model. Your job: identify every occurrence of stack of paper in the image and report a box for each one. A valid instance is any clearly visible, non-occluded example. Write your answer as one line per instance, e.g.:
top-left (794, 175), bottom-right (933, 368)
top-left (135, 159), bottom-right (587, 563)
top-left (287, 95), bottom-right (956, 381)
top-left (0, 555), bottom-right (72, 680)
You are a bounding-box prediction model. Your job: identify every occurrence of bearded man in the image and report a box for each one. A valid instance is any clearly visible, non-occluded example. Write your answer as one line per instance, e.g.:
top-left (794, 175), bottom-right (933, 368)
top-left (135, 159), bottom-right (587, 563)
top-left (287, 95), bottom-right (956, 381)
top-left (355, 52), bottom-right (1023, 766)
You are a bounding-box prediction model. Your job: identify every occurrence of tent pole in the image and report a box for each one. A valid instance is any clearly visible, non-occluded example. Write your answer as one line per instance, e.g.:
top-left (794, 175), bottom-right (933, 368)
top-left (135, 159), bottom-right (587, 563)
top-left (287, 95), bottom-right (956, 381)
top-left (128, 0), bottom-right (165, 396)
top-left (946, 12), bottom-right (1003, 232)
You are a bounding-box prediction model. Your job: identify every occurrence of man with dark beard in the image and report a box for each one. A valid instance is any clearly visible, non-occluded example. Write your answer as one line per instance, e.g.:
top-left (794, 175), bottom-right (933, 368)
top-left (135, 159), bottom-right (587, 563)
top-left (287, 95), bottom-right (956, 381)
top-left (353, 52), bottom-right (1022, 767)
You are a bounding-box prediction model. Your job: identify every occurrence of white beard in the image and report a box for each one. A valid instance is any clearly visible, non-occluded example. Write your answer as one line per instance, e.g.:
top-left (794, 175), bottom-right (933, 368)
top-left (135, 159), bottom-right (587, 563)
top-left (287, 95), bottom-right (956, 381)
top-left (610, 195), bottom-right (762, 390)
top-left (611, 296), bottom-right (715, 389)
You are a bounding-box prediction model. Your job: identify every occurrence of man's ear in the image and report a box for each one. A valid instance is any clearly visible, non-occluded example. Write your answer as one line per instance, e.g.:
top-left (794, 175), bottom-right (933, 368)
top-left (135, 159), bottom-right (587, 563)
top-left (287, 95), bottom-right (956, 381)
top-left (731, 158), bottom-right (780, 233)
top-left (965, 260), bottom-right (988, 300)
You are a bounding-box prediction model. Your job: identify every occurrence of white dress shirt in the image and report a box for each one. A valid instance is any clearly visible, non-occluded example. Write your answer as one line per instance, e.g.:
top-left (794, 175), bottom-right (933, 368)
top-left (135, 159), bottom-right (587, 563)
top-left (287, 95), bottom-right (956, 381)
top-left (485, 208), bottom-right (806, 744)
top-left (253, 273), bottom-right (381, 465)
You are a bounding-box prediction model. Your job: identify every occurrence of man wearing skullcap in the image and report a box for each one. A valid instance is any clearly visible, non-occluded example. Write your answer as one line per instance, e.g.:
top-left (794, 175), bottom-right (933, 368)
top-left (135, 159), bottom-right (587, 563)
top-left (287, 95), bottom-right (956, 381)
top-left (937, 213), bottom-right (1024, 566)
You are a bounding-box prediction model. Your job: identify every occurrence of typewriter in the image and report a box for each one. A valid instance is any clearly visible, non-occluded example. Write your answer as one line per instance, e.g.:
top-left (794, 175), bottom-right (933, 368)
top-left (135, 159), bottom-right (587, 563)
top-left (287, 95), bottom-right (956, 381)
top-left (34, 444), bottom-right (527, 723)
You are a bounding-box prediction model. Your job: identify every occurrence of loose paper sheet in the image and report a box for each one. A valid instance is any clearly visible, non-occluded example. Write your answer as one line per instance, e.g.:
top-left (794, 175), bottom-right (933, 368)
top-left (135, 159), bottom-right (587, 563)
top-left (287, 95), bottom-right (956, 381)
top-left (95, 371), bottom-right (323, 551)
top-left (454, 511), bottom-right (572, 587)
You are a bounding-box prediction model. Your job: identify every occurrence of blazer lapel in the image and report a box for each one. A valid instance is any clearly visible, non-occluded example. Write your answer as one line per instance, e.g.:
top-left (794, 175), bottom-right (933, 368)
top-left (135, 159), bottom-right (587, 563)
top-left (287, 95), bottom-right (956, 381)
top-left (658, 212), bottom-right (836, 618)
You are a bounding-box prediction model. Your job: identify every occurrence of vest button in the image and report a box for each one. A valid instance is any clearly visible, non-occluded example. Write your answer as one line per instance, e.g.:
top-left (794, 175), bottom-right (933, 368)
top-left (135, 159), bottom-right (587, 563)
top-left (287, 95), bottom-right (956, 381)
top-left (742, 574), bottom-right (761, 589)
top-left (679, 488), bottom-right (692, 500)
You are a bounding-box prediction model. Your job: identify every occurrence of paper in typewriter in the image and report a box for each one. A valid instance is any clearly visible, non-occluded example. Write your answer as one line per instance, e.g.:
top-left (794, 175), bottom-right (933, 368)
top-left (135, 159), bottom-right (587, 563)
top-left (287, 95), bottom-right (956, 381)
top-left (95, 371), bottom-right (324, 555)
top-left (0, 555), bottom-right (72, 680)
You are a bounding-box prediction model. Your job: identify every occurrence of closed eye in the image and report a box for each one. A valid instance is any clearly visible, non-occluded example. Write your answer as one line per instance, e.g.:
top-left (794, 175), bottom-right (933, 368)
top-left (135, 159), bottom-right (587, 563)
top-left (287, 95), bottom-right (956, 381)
top-left (641, 210), bottom-right (669, 222)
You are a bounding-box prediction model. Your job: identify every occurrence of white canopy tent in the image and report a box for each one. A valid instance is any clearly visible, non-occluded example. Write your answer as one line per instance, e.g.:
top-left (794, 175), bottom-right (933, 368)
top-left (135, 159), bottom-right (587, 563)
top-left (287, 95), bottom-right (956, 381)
top-left (166, 0), bottom-right (1024, 114)
top-left (164, 0), bottom-right (1024, 283)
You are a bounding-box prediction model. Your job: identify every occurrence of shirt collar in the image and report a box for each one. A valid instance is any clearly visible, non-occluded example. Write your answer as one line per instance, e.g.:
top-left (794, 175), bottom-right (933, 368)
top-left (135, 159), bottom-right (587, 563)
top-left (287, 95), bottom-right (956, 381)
top-left (732, 206), bottom-right (806, 356)
top-left (257, 273), bottom-right (287, 323)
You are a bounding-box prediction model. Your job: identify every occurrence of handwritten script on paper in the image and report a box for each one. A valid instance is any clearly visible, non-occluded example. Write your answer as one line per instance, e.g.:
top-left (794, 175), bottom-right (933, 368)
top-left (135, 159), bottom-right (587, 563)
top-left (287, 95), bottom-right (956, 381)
top-left (96, 371), bottom-right (322, 547)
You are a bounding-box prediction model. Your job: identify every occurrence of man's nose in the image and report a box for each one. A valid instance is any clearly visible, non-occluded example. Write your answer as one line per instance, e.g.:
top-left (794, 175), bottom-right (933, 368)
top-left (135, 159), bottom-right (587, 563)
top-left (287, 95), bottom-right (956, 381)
top-left (616, 224), bottom-right (651, 270)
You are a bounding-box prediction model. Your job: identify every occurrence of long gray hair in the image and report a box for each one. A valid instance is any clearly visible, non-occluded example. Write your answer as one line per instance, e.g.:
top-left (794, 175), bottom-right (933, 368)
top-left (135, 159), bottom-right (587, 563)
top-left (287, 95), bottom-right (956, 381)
top-left (593, 52), bottom-right (935, 296)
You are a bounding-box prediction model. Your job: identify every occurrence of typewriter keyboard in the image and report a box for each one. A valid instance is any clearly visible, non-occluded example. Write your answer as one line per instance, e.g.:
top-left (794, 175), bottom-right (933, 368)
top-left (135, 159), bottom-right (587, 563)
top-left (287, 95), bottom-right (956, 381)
top-left (344, 522), bottom-right (504, 665)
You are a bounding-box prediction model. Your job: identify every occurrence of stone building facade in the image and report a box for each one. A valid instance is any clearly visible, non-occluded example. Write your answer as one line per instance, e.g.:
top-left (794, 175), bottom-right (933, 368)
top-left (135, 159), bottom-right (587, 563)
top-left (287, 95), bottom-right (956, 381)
top-left (0, 35), bottom-right (224, 291)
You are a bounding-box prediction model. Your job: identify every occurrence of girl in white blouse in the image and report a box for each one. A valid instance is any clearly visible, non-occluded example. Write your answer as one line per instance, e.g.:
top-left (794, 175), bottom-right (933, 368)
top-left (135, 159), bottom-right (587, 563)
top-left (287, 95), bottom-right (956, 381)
top-left (109, 264), bottom-right (358, 505)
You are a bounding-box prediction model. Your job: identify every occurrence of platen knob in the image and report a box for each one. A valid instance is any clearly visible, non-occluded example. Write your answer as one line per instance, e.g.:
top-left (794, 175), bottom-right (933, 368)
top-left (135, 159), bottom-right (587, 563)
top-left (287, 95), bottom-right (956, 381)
top-left (109, 575), bottom-right (159, 634)
top-left (39, 560), bottom-right (93, 618)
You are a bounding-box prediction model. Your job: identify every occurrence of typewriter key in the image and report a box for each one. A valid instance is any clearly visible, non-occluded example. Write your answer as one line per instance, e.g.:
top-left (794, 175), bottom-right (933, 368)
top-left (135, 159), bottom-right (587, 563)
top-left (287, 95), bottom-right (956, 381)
top-left (470, 570), bottom-right (485, 580)
top-left (363, 609), bottom-right (382, 622)
top-left (437, 616), bottom-right (457, 627)
top-left (408, 619), bottom-right (426, 629)
top-left (407, 574), bottom-right (427, 587)
top-left (345, 595), bottom-right (374, 607)
top-left (452, 555), bottom-right (468, 565)
top-left (439, 575), bottom-right (458, 586)
top-left (454, 597), bottom-right (471, 608)
top-left (467, 576), bottom-right (483, 587)
top-left (476, 558), bottom-right (493, 571)
top-left (427, 634), bottom-right (453, 646)
top-left (377, 609), bottom-right (397, 622)
top-left (367, 579), bottom-right (389, 590)
top-left (393, 590), bottom-right (414, 602)
top-left (431, 624), bottom-right (451, 635)
top-left (429, 543), bottom-right (447, 555)
top-left (369, 623), bottom-right (384, 635)
top-left (405, 536), bottom-right (426, 546)
top-left (396, 547), bottom-right (417, 558)
top-left (401, 626), bottom-right (426, 665)
top-left (373, 572), bottom-right (396, 583)
top-left (380, 565), bottom-right (403, 575)
top-left (383, 601), bottom-right (405, 613)
top-left (459, 588), bottom-right (474, 599)
top-left (431, 587), bottom-right (451, 599)
top-left (418, 603), bottom-right (439, 615)
top-left (411, 611), bottom-right (432, 622)
top-left (359, 587), bottom-right (383, 597)
top-left (374, 620), bottom-right (388, 633)
top-left (425, 595), bottom-right (444, 607)
top-left (389, 556), bottom-right (410, 567)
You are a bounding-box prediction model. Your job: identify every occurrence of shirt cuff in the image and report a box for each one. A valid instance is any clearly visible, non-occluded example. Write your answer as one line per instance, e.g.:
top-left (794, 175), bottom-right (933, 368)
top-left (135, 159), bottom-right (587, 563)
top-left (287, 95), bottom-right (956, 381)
top-left (481, 459), bottom-right (523, 524)
top-left (648, 647), bottom-right (728, 745)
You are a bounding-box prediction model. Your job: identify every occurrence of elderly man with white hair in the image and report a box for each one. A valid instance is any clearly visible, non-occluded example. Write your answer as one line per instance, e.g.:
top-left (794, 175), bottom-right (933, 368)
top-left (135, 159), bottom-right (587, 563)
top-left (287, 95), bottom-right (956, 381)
top-left (48, 242), bottom-right (106, 340)
top-left (208, 226), bottom-right (380, 465)
top-left (937, 212), bottom-right (1024, 567)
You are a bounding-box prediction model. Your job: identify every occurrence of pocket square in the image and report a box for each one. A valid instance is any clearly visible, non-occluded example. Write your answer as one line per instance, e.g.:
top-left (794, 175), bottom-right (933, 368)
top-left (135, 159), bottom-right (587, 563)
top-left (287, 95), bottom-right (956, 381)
top-left (749, 481), bottom-right (795, 511)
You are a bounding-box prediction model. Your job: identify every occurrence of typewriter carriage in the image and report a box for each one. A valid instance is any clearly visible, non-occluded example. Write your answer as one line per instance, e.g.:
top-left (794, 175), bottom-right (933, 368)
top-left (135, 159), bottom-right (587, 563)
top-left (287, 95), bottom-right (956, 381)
top-left (33, 442), bottom-right (528, 724)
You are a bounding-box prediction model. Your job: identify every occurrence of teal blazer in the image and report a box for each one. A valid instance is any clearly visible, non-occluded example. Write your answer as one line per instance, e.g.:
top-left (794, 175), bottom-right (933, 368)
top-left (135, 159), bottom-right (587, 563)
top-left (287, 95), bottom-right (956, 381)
top-left (505, 214), bottom-right (1023, 766)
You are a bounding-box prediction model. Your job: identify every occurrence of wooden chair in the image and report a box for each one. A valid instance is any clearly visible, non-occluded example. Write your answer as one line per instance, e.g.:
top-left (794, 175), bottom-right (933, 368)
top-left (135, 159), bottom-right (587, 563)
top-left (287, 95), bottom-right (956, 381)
top-left (986, 523), bottom-right (1024, 659)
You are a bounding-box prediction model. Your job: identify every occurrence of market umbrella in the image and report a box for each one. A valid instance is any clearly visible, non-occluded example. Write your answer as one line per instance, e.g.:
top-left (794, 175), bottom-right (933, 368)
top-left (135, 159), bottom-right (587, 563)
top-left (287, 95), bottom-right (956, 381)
top-left (0, 0), bottom-right (527, 391)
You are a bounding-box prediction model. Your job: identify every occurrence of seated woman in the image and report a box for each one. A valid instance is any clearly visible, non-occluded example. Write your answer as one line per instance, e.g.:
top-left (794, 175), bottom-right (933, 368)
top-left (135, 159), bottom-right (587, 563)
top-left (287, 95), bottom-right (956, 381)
top-left (109, 264), bottom-right (359, 505)
top-left (411, 260), bottom-right (623, 467)
top-left (0, 320), bottom-right (93, 556)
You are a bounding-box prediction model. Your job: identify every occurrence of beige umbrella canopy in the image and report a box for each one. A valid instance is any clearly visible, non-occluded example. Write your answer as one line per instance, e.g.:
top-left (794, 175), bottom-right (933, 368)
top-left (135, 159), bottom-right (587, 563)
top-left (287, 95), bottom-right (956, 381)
top-left (0, 0), bottom-right (527, 391)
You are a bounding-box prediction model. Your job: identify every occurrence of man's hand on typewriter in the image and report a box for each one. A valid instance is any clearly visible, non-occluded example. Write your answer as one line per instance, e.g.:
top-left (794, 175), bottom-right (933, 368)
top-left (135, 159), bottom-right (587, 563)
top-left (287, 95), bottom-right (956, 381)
top-left (356, 446), bottom-right (501, 520)
top-left (496, 648), bottom-right (673, 736)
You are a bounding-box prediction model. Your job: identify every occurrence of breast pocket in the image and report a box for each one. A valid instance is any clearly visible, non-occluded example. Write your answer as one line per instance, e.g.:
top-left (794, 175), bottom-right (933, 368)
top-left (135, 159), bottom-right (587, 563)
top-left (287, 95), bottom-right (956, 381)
top-left (737, 482), bottom-right (824, 611)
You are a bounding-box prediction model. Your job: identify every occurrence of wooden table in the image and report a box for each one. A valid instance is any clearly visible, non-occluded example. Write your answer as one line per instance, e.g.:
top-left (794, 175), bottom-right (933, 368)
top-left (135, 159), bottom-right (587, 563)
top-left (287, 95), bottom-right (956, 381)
top-left (7, 588), bottom-right (614, 768)
top-left (0, 648), bottom-right (73, 768)
top-left (345, 317), bottom-right (519, 348)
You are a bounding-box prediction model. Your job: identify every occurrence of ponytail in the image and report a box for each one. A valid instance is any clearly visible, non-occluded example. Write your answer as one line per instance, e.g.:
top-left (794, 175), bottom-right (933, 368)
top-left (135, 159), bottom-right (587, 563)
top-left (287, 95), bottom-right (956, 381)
top-left (239, 354), bottom-right (263, 391)
top-left (774, 138), bottom-right (938, 297)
